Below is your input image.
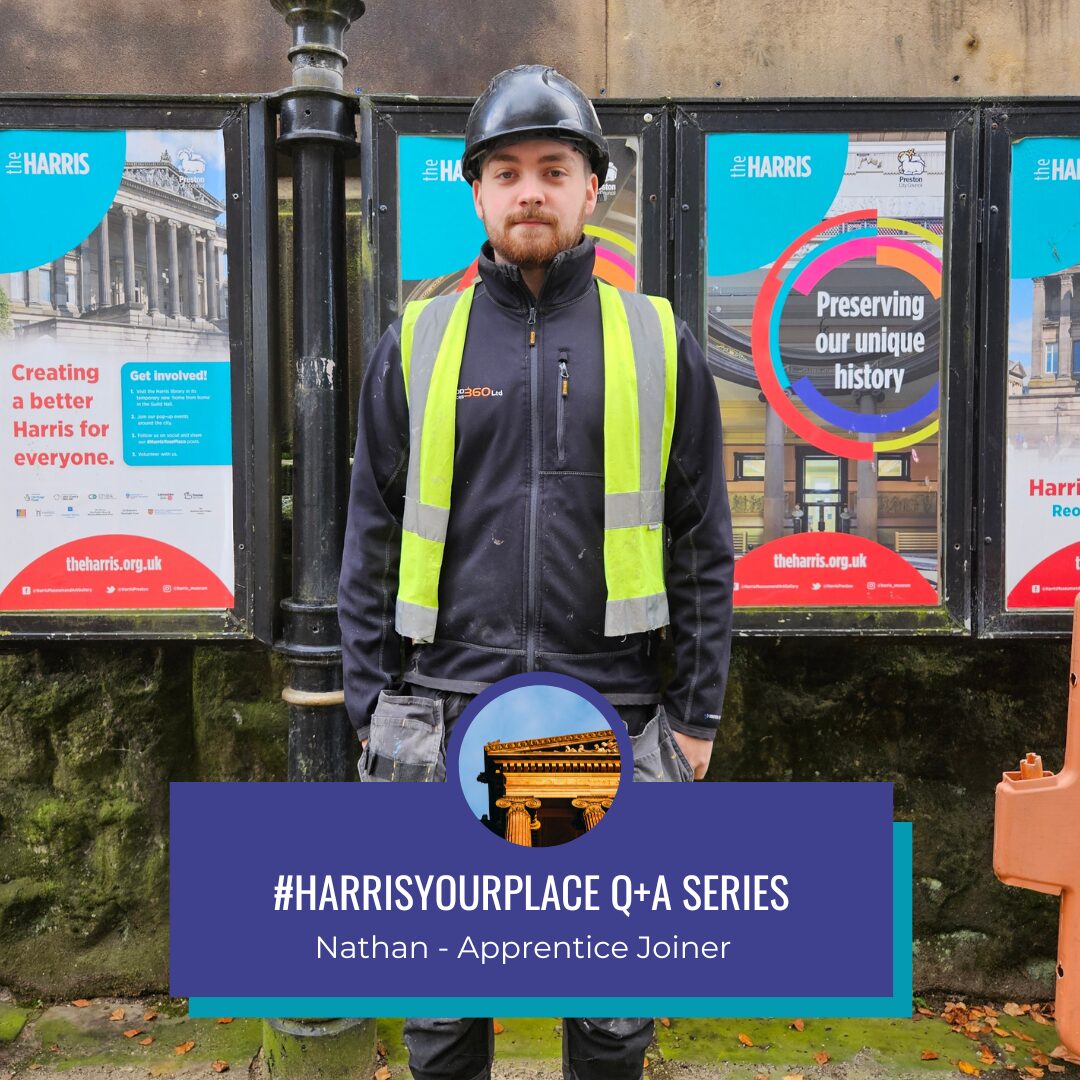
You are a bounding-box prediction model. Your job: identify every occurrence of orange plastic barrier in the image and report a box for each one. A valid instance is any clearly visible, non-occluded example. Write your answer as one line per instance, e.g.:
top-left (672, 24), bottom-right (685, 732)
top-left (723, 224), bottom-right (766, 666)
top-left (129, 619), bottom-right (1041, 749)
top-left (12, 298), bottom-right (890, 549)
top-left (994, 595), bottom-right (1080, 1054)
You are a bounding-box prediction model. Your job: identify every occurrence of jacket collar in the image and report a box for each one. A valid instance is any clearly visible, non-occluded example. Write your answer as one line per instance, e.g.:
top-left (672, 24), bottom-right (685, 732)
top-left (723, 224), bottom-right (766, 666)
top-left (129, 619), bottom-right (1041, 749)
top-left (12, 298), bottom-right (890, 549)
top-left (476, 235), bottom-right (597, 313)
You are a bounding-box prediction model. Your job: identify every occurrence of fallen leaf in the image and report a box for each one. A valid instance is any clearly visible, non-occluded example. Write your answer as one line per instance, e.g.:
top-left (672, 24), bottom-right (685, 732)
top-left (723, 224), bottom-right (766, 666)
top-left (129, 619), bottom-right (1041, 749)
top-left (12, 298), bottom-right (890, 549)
top-left (1005, 1045), bottom-right (1017, 1053)
top-left (123, 1029), bottom-right (143, 1039)
top-left (1032, 1014), bottom-right (1050, 1026)
top-left (814, 1051), bottom-right (829, 1065)
top-left (994, 1028), bottom-right (1011, 1037)
top-left (1023, 1069), bottom-right (1045, 1078)
top-left (644, 1057), bottom-right (650, 1069)
top-left (783, 1074), bottom-right (806, 1080)
top-left (739, 1033), bottom-right (755, 1047)
top-left (756, 1074), bottom-right (769, 1080)
top-left (1013, 1032), bottom-right (1036, 1043)
top-left (957, 1061), bottom-right (982, 1076)
top-left (374, 1069), bottom-right (391, 1080)
top-left (918, 1008), bottom-right (935, 1018)
top-left (175, 1041), bottom-right (196, 1055)
top-left (1049, 1046), bottom-right (1080, 1066)
top-left (1032, 1052), bottom-right (1051, 1066)
top-left (979, 1049), bottom-right (995, 1065)
top-left (71, 999), bottom-right (91, 1008)
top-left (140, 1037), bottom-right (155, 1047)
top-left (1048, 1066), bottom-right (1065, 1074)
top-left (492, 1022), bottom-right (504, 1035)
top-left (791, 1019), bottom-right (806, 1032)
top-left (211, 1062), bottom-right (229, 1074)
top-left (659, 1018), bottom-right (671, 1028)
top-left (110, 1008), bottom-right (126, 1022)
top-left (1004, 1004), bottom-right (1025, 1018)
top-left (376, 1042), bottom-right (387, 1057)
top-left (49, 1045), bottom-right (60, 1054)
top-left (216, 1018), bottom-right (233, 1025)
top-left (144, 1011), bottom-right (158, 1022)
top-left (29, 1065), bottom-right (42, 1072)
top-left (921, 1051), bottom-right (940, 1061)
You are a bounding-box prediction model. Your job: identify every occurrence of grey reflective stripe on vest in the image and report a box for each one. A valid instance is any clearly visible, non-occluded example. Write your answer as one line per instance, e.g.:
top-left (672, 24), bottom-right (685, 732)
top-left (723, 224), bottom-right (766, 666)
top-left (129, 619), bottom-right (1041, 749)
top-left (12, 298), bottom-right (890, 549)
top-left (396, 597), bottom-right (437, 641)
top-left (402, 497), bottom-right (450, 544)
top-left (607, 592), bottom-right (669, 636)
top-left (604, 489), bottom-right (665, 530)
top-left (404, 293), bottom-right (461, 517)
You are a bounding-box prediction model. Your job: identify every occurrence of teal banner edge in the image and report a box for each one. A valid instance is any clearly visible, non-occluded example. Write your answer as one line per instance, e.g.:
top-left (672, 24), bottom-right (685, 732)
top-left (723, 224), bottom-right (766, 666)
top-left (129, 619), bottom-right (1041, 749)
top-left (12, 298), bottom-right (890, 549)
top-left (189, 822), bottom-right (912, 1018)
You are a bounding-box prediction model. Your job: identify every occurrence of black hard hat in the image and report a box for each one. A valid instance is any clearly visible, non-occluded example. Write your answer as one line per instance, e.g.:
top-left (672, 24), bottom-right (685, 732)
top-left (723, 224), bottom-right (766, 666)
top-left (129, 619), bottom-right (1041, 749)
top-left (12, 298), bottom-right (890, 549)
top-left (461, 65), bottom-right (609, 184)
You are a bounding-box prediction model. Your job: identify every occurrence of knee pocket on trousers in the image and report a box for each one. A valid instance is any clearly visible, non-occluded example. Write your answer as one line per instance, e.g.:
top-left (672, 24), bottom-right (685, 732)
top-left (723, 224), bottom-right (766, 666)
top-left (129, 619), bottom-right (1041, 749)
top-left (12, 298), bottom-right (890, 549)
top-left (358, 690), bottom-right (446, 783)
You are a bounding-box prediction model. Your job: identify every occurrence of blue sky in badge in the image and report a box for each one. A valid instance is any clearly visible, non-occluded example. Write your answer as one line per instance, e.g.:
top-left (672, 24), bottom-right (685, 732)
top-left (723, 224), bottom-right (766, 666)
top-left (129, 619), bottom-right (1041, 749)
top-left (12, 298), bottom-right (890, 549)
top-left (457, 685), bottom-right (611, 820)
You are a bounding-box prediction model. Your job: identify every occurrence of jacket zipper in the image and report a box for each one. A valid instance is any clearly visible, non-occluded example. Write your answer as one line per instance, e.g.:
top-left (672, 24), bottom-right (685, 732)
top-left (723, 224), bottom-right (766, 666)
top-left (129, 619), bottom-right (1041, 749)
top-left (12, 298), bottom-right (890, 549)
top-left (557, 352), bottom-right (569, 466)
top-left (518, 251), bottom-right (565, 673)
top-left (526, 303), bottom-right (540, 671)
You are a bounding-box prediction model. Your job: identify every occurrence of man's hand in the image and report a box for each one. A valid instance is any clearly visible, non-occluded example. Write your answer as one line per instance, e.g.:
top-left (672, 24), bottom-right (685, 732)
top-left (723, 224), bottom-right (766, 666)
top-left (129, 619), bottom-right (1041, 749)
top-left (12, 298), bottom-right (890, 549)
top-left (671, 730), bottom-right (713, 780)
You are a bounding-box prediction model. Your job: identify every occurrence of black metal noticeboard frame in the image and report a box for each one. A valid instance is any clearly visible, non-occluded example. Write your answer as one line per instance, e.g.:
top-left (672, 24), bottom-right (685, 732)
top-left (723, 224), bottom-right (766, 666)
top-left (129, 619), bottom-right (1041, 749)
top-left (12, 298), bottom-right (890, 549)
top-left (977, 102), bottom-right (1080, 637)
top-left (674, 101), bottom-right (977, 635)
top-left (358, 96), bottom-right (671, 358)
top-left (0, 96), bottom-right (278, 642)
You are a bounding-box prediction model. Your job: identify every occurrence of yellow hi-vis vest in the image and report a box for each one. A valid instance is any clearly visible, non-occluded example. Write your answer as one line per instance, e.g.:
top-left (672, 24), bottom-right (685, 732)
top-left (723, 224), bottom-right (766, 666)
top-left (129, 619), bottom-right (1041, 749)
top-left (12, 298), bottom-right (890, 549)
top-left (396, 280), bottom-right (678, 644)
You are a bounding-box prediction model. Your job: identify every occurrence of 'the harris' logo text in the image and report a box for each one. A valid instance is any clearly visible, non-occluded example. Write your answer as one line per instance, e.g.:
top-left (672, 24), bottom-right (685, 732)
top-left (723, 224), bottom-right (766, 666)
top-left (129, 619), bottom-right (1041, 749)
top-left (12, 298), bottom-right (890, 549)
top-left (6, 150), bottom-right (91, 176)
top-left (730, 154), bottom-right (812, 179)
top-left (1034, 158), bottom-right (1080, 181)
top-left (422, 158), bottom-right (465, 183)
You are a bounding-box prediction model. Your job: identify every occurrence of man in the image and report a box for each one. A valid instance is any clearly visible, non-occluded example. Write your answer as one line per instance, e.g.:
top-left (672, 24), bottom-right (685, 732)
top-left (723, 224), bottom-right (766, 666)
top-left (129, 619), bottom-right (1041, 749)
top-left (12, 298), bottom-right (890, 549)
top-left (339, 65), bottom-right (733, 1080)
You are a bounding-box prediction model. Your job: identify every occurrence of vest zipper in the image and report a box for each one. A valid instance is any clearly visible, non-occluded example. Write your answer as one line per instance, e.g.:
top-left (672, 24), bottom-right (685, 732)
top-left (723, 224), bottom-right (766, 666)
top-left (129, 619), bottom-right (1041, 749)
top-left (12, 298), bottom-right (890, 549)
top-left (557, 352), bottom-right (569, 466)
top-left (526, 304), bottom-right (540, 671)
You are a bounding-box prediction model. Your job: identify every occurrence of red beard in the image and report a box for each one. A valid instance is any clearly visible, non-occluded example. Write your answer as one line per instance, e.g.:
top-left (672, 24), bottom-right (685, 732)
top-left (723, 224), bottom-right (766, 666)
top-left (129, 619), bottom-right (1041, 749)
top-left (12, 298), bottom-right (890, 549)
top-left (485, 208), bottom-right (585, 268)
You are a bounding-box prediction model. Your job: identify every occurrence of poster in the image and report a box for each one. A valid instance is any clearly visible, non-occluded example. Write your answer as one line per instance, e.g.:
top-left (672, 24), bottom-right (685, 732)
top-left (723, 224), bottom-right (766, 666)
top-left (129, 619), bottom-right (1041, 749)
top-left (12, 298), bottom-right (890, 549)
top-left (0, 128), bottom-right (234, 611)
top-left (1005, 137), bottom-right (1080, 610)
top-left (706, 132), bottom-right (945, 607)
top-left (397, 134), bottom-right (640, 302)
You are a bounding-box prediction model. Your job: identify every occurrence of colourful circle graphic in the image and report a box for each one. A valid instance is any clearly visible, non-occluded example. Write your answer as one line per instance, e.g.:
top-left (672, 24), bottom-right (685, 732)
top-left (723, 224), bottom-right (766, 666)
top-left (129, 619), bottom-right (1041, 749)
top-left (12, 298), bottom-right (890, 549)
top-left (750, 210), bottom-right (942, 461)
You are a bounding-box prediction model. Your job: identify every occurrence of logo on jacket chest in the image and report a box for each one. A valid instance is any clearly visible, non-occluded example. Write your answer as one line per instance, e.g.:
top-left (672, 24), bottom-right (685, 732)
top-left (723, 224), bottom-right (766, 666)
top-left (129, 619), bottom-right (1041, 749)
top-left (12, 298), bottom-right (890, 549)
top-left (457, 385), bottom-right (504, 400)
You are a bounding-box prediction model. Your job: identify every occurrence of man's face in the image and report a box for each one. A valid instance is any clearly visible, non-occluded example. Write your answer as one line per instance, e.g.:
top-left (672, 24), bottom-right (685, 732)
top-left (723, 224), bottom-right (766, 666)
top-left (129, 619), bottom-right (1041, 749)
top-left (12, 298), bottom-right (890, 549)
top-left (472, 138), bottom-right (599, 268)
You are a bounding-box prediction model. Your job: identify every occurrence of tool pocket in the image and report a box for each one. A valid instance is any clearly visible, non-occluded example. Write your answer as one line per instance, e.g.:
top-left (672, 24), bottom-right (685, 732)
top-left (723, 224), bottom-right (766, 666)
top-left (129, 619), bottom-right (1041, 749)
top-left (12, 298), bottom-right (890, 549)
top-left (629, 705), bottom-right (694, 783)
top-left (358, 690), bottom-right (446, 783)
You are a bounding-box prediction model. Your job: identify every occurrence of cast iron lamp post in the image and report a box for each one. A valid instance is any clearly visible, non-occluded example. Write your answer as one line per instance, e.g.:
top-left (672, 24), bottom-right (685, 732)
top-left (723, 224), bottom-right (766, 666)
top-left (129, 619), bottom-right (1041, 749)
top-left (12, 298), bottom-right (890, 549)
top-left (263, 5), bottom-right (372, 1077)
top-left (271, 0), bottom-right (363, 783)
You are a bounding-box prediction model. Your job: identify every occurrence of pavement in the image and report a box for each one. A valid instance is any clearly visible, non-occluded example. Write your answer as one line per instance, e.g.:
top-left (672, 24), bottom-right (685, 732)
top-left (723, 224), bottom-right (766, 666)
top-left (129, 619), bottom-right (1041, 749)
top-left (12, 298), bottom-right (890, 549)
top-left (1, 996), bottom-right (1078, 1080)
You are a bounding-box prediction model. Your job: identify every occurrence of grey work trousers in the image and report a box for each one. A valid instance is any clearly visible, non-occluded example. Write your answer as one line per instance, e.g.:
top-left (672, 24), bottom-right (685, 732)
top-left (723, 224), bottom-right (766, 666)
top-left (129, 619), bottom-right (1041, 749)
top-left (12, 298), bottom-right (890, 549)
top-left (360, 683), bottom-right (693, 1080)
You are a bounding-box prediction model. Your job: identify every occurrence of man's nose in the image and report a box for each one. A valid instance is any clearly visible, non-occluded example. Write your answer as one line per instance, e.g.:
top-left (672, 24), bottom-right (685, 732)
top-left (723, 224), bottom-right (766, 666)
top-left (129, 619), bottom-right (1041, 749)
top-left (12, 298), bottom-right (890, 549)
top-left (516, 177), bottom-right (545, 206)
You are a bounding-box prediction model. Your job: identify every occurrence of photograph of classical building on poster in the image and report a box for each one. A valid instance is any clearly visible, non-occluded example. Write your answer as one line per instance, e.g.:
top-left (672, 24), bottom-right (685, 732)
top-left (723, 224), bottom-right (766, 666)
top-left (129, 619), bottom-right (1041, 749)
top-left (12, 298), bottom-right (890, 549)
top-left (1005, 136), bottom-right (1080, 610)
top-left (706, 131), bottom-right (945, 607)
top-left (0, 128), bottom-right (235, 612)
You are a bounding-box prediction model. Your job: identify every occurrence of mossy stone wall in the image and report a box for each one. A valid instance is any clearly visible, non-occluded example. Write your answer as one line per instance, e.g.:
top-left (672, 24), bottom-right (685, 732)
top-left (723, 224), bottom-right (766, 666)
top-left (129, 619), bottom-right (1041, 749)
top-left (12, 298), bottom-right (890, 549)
top-left (0, 643), bottom-right (287, 998)
top-left (0, 635), bottom-right (1068, 999)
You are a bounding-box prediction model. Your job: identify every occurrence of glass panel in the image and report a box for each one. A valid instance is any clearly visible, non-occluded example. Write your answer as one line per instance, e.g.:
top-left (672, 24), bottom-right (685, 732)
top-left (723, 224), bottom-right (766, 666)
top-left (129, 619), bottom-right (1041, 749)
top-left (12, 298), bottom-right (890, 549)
top-left (706, 130), bottom-right (944, 606)
top-left (398, 134), bottom-right (640, 302)
top-left (1005, 136), bottom-right (1080, 609)
top-left (0, 128), bottom-right (235, 613)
